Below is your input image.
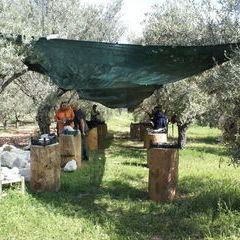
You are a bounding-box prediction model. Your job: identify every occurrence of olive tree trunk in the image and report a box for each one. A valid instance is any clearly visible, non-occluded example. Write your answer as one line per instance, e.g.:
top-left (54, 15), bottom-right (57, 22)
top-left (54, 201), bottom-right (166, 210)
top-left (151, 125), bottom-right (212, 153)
top-left (177, 123), bottom-right (189, 149)
top-left (36, 88), bottom-right (66, 134)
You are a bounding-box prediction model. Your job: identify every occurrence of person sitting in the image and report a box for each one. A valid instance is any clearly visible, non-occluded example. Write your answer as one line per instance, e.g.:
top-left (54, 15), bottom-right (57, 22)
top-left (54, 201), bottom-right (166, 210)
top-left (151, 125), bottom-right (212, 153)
top-left (152, 106), bottom-right (167, 130)
top-left (89, 104), bottom-right (104, 128)
top-left (54, 101), bottom-right (74, 135)
top-left (71, 102), bottom-right (89, 161)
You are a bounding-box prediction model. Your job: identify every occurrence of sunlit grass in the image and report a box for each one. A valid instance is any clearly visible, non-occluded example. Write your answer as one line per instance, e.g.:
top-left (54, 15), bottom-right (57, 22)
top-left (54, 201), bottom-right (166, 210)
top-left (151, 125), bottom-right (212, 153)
top-left (0, 113), bottom-right (239, 240)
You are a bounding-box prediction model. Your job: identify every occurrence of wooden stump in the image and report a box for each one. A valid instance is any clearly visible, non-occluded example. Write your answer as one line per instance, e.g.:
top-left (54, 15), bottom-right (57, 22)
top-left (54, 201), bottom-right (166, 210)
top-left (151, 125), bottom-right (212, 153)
top-left (147, 148), bottom-right (179, 202)
top-left (87, 124), bottom-right (108, 150)
top-left (144, 132), bottom-right (167, 148)
top-left (97, 124), bottom-right (108, 144)
top-left (59, 134), bottom-right (82, 168)
top-left (140, 124), bottom-right (149, 141)
top-left (130, 123), bottom-right (141, 139)
top-left (87, 127), bottom-right (98, 150)
top-left (30, 143), bottom-right (61, 192)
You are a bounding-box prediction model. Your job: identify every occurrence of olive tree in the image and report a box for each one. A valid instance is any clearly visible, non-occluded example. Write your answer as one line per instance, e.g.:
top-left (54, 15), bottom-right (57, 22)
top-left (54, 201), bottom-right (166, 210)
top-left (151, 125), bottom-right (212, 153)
top-left (0, 83), bottom-right (34, 128)
top-left (134, 0), bottom-right (240, 149)
top-left (0, 0), bottom-right (125, 133)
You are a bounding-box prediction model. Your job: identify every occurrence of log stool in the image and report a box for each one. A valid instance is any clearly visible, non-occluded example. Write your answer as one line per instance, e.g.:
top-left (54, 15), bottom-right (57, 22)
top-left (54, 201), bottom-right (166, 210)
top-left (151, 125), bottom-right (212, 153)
top-left (30, 143), bottom-right (61, 192)
top-left (147, 147), bottom-right (179, 202)
top-left (97, 124), bottom-right (108, 144)
top-left (87, 127), bottom-right (98, 150)
top-left (59, 134), bottom-right (82, 168)
top-left (130, 123), bottom-right (141, 139)
top-left (140, 124), bottom-right (150, 141)
top-left (144, 131), bottom-right (167, 148)
top-left (87, 124), bottom-right (108, 150)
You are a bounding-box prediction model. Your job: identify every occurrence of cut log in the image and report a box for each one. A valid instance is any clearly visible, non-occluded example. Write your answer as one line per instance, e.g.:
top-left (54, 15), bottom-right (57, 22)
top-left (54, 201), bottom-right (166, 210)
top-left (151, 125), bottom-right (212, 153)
top-left (87, 127), bottom-right (98, 150)
top-left (147, 148), bottom-right (179, 202)
top-left (140, 124), bottom-right (149, 141)
top-left (144, 132), bottom-right (167, 148)
top-left (30, 143), bottom-right (61, 192)
top-left (87, 124), bottom-right (108, 150)
top-left (130, 123), bottom-right (141, 139)
top-left (59, 134), bottom-right (81, 168)
top-left (97, 124), bottom-right (108, 144)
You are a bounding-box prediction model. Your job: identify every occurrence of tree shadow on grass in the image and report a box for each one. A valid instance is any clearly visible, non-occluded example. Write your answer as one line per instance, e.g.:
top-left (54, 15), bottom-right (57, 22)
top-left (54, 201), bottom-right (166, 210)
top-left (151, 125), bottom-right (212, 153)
top-left (105, 176), bottom-right (240, 239)
top-left (29, 160), bottom-right (240, 240)
top-left (27, 130), bottom-right (240, 240)
top-left (99, 132), bottom-right (114, 149)
top-left (109, 143), bottom-right (146, 160)
top-left (188, 136), bottom-right (220, 144)
top-left (187, 145), bottom-right (228, 157)
top-left (108, 129), bottom-right (131, 139)
top-left (121, 162), bottom-right (148, 168)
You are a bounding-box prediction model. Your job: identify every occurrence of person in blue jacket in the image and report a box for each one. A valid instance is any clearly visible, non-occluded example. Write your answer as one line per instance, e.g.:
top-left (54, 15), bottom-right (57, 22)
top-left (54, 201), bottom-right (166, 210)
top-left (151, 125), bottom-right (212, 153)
top-left (152, 106), bottom-right (167, 130)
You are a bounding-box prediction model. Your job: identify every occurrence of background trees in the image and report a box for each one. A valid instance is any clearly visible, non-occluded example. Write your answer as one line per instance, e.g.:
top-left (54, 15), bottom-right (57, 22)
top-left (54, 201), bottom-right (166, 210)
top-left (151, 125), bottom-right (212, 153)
top-left (0, 0), bottom-right (125, 133)
top-left (133, 0), bottom-right (240, 155)
top-left (0, 0), bottom-right (239, 162)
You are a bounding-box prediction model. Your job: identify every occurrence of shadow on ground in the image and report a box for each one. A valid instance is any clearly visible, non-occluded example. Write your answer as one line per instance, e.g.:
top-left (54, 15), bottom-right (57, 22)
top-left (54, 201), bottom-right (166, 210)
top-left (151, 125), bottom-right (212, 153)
top-left (28, 130), bottom-right (240, 240)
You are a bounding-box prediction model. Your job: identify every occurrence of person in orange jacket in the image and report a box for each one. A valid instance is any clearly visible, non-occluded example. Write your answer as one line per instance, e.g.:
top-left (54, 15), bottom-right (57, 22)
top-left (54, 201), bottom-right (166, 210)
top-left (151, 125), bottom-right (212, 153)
top-left (54, 101), bottom-right (75, 134)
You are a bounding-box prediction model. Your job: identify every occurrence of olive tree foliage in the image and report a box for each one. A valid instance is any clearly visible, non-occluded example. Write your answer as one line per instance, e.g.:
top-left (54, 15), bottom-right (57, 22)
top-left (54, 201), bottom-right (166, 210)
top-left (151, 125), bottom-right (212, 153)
top-left (133, 0), bottom-right (240, 148)
top-left (0, 0), bottom-right (125, 133)
top-left (142, 0), bottom-right (240, 46)
top-left (0, 37), bottom-right (28, 94)
top-left (201, 51), bottom-right (240, 164)
top-left (0, 83), bottom-right (34, 129)
top-left (135, 78), bottom-right (210, 148)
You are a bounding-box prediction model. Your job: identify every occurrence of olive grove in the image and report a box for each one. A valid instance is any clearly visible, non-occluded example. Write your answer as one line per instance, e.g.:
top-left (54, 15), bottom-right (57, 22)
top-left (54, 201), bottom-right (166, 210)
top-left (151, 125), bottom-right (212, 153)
top-left (134, 0), bottom-right (240, 155)
top-left (0, 0), bottom-right (125, 132)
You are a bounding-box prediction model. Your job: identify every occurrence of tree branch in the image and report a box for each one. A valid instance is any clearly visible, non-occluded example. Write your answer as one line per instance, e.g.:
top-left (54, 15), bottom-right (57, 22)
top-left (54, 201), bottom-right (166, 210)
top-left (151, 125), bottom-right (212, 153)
top-left (0, 70), bottom-right (28, 94)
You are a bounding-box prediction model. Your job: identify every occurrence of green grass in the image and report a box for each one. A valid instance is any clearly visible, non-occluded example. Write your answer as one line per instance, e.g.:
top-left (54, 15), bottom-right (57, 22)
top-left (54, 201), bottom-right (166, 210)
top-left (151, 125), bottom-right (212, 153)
top-left (0, 113), bottom-right (240, 240)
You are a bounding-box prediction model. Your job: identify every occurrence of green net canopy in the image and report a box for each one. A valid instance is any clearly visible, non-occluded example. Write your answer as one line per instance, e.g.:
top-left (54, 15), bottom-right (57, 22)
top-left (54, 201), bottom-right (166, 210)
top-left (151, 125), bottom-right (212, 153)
top-left (25, 38), bottom-right (239, 108)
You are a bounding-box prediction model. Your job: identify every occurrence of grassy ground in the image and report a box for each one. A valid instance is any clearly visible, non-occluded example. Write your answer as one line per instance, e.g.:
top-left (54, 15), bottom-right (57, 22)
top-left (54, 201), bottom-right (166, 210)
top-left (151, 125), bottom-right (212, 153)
top-left (0, 113), bottom-right (239, 240)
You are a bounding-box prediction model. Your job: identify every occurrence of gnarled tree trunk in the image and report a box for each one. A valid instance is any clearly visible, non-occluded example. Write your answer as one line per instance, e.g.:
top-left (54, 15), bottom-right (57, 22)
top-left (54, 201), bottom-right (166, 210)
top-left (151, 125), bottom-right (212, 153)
top-left (177, 123), bottom-right (189, 149)
top-left (36, 88), bottom-right (66, 134)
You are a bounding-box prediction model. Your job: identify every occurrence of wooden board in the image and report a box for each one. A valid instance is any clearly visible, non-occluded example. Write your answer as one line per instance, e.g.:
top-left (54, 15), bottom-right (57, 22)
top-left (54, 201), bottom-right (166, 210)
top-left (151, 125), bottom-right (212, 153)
top-left (147, 148), bottom-right (179, 202)
top-left (30, 143), bottom-right (61, 192)
top-left (0, 176), bottom-right (25, 198)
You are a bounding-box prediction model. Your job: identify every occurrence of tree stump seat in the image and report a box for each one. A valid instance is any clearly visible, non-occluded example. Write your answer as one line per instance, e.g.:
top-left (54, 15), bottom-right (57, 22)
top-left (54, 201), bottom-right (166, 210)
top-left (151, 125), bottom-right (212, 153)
top-left (30, 143), bottom-right (61, 192)
top-left (147, 147), bottom-right (179, 202)
top-left (130, 123), bottom-right (141, 139)
top-left (59, 133), bottom-right (82, 168)
top-left (87, 123), bottom-right (108, 150)
top-left (144, 130), bottom-right (167, 148)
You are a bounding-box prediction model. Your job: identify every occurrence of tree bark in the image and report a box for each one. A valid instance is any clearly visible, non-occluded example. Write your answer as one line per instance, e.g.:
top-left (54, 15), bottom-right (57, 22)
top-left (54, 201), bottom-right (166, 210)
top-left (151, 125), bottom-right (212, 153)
top-left (3, 120), bottom-right (7, 130)
top-left (15, 112), bottom-right (20, 128)
top-left (36, 88), bottom-right (66, 134)
top-left (0, 70), bottom-right (28, 94)
top-left (30, 143), bottom-right (61, 192)
top-left (177, 123), bottom-right (189, 149)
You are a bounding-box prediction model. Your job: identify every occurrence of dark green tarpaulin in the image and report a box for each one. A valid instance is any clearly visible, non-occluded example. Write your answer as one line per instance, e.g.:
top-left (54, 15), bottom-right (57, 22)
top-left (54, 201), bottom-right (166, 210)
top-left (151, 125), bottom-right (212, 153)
top-left (25, 38), bottom-right (239, 108)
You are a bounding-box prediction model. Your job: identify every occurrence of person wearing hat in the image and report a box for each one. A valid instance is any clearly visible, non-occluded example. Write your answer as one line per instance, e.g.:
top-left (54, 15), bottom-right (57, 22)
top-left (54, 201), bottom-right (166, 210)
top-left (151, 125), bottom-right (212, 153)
top-left (71, 102), bottom-right (89, 161)
top-left (54, 101), bottom-right (75, 135)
